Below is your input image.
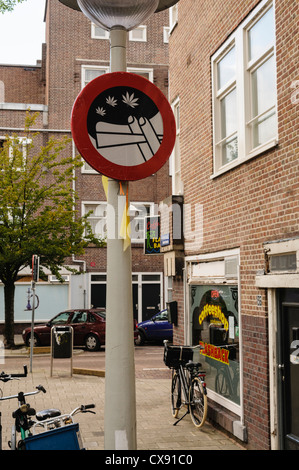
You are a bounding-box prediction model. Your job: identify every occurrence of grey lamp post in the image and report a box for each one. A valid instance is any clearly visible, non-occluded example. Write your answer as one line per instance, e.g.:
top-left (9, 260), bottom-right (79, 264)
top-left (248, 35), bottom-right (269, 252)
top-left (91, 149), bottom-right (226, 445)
top-left (59, 0), bottom-right (180, 450)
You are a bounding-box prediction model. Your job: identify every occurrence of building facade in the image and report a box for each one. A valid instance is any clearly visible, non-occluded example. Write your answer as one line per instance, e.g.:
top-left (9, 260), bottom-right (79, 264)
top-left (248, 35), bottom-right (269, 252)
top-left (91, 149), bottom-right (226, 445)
top-left (0, 0), bottom-right (171, 327)
top-left (165, 0), bottom-right (299, 450)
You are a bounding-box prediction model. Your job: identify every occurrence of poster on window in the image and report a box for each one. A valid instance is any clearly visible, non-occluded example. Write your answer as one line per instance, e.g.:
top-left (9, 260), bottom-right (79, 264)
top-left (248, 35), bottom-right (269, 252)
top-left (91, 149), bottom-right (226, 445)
top-left (190, 285), bottom-right (240, 405)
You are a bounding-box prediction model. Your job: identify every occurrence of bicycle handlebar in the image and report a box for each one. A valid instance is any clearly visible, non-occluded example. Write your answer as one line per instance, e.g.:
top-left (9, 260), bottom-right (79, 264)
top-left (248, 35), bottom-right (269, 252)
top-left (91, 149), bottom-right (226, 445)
top-left (0, 365), bottom-right (28, 382)
top-left (0, 385), bottom-right (46, 402)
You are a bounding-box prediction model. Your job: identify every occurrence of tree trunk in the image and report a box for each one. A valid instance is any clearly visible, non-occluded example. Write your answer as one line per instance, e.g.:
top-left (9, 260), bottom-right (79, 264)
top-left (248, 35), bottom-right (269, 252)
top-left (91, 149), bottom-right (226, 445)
top-left (3, 281), bottom-right (15, 348)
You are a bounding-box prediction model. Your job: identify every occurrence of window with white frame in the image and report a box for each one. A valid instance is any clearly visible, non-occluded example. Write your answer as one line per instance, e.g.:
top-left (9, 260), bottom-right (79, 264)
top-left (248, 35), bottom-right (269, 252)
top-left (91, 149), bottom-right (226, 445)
top-left (0, 136), bottom-right (31, 170)
top-left (129, 25), bottom-right (147, 42)
top-left (91, 23), bottom-right (109, 40)
top-left (81, 65), bottom-right (109, 89)
top-left (169, 4), bottom-right (178, 32)
top-left (0, 81), bottom-right (4, 102)
top-left (171, 97), bottom-right (183, 195)
top-left (212, 0), bottom-right (277, 176)
top-left (83, 201), bottom-right (155, 242)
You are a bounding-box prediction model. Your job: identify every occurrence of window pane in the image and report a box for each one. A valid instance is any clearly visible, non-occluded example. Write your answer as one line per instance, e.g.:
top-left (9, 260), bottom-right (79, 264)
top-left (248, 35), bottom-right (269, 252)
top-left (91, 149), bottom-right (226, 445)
top-left (85, 69), bottom-right (105, 84)
top-left (221, 88), bottom-right (237, 138)
top-left (217, 47), bottom-right (236, 90)
top-left (252, 56), bottom-right (276, 146)
top-left (248, 7), bottom-right (274, 62)
top-left (94, 25), bottom-right (107, 38)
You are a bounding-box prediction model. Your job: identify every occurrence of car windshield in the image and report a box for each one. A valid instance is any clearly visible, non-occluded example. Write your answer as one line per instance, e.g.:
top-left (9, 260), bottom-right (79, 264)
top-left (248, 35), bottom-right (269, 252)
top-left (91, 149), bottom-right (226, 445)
top-left (94, 311), bottom-right (106, 320)
top-left (154, 310), bottom-right (168, 321)
top-left (50, 311), bottom-right (71, 325)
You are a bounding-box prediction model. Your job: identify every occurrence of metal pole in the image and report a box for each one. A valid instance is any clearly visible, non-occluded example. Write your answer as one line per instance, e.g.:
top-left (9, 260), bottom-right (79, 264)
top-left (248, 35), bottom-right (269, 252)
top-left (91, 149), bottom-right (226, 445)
top-left (29, 281), bottom-right (36, 373)
top-left (104, 27), bottom-right (137, 450)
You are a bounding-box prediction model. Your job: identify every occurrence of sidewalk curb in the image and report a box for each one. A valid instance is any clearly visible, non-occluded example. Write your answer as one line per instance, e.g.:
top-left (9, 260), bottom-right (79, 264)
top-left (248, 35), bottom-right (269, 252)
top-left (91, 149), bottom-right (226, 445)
top-left (73, 368), bottom-right (105, 377)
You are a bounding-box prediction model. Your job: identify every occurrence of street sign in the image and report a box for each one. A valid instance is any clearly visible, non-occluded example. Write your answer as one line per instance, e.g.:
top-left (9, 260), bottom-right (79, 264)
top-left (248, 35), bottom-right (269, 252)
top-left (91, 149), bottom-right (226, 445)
top-left (71, 72), bottom-right (176, 181)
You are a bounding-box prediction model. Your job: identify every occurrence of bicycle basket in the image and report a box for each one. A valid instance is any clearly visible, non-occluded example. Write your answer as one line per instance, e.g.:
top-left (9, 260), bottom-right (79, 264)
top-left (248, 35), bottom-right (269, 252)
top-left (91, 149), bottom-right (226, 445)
top-left (164, 345), bottom-right (193, 368)
top-left (23, 423), bottom-right (82, 450)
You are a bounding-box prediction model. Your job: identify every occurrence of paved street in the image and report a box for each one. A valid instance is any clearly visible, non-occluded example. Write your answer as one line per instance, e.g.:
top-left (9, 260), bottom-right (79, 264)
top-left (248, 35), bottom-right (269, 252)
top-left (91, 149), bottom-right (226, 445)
top-left (0, 339), bottom-right (245, 452)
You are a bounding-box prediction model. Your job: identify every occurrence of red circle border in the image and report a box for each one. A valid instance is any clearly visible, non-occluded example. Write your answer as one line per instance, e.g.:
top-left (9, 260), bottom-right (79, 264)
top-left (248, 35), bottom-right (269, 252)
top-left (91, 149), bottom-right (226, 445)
top-left (71, 72), bottom-right (176, 181)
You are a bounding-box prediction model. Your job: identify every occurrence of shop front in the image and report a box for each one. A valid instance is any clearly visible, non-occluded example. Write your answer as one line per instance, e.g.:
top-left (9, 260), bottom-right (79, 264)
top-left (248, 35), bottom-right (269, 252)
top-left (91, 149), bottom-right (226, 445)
top-left (185, 249), bottom-right (246, 441)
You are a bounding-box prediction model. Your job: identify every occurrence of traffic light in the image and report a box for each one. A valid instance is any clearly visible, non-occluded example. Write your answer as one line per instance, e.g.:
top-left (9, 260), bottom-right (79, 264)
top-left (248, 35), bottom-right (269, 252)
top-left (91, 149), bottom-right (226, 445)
top-left (32, 255), bottom-right (40, 282)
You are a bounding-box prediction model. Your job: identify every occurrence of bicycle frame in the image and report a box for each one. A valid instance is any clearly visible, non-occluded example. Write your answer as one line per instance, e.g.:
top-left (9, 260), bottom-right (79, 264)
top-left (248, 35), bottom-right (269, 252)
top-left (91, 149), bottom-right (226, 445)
top-left (164, 341), bottom-right (208, 428)
top-left (0, 366), bottom-right (28, 451)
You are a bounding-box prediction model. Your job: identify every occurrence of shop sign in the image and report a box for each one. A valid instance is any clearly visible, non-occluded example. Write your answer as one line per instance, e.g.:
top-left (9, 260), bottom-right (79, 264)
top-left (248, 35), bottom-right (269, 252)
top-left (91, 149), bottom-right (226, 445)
top-left (200, 341), bottom-right (230, 365)
top-left (144, 216), bottom-right (160, 255)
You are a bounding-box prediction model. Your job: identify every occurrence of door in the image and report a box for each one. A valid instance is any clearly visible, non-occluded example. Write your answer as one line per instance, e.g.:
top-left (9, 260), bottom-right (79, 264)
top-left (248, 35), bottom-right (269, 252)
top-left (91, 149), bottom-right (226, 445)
top-left (142, 283), bottom-right (160, 321)
top-left (279, 290), bottom-right (299, 450)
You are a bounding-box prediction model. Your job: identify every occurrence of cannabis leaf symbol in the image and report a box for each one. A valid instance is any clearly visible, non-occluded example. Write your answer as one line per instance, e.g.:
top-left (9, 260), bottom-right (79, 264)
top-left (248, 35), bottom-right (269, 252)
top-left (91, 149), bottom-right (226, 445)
top-left (122, 92), bottom-right (139, 108)
top-left (106, 96), bottom-right (118, 107)
top-left (96, 106), bottom-right (106, 116)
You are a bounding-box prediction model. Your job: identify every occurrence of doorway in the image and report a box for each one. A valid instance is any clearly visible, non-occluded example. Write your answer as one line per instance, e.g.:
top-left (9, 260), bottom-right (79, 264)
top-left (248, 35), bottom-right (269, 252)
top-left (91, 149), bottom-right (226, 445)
top-left (278, 289), bottom-right (299, 450)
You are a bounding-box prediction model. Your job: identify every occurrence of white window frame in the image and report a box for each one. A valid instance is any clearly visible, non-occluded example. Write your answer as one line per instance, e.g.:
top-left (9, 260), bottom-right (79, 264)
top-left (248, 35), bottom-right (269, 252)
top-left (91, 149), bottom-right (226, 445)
top-left (0, 136), bottom-right (31, 170)
top-left (91, 23), bottom-right (110, 40)
top-left (171, 96), bottom-right (183, 195)
top-left (129, 25), bottom-right (147, 42)
top-left (211, 0), bottom-right (278, 178)
top-left (81, 65), bottom-right (110, 89)
top-left (169, 4), bottom-right (178, 33)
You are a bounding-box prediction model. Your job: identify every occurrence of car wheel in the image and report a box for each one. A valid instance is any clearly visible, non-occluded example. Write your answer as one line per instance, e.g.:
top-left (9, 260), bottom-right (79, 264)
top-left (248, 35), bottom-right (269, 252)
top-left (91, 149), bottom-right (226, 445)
top-left (85, 333), bottom-right (100, 351)
top-left (135, 330), bottom-right (145, 346)
top-left (25, 333), bottom-right (40, 348)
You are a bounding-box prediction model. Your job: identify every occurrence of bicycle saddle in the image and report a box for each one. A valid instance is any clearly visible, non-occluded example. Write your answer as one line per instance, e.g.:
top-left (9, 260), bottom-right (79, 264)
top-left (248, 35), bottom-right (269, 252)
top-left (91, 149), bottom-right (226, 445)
top-left (185, 361), bottom-right (202, 369)
top-left (35, 408), bottom-right (61, 421)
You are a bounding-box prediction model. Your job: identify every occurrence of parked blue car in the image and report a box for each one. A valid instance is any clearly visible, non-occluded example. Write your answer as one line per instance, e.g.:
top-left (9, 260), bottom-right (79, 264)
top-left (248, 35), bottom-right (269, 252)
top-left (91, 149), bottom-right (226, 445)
top-left (135, 309), bottom-right (173, 345)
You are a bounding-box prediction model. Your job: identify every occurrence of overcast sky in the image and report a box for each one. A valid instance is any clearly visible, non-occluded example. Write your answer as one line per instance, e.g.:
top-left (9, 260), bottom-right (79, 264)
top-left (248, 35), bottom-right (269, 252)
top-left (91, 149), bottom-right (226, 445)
top-left (0, 0), bottom-right (46, 65)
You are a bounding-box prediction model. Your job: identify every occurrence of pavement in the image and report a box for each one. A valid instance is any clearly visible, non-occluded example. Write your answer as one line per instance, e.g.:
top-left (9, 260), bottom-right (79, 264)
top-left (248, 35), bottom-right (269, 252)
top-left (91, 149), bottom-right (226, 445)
top-left (0, 336), bottom-right (245, 452)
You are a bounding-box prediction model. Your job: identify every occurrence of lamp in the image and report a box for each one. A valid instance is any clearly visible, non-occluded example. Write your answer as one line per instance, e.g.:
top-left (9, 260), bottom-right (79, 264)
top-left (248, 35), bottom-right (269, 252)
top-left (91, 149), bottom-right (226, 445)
top-left (58, 0), bottom-right (180, 14)
top-left (77, 0), bottom-right (159, 31)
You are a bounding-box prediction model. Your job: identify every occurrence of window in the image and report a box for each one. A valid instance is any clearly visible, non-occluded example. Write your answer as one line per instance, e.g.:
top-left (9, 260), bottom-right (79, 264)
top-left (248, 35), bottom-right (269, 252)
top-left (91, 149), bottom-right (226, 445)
top-left (171, 97), bottom-right (183, 195)
top-left (0, 136), bottom-right (31, 170)
top-left (169, 4), bottom-right (178, 32)
top-left (212, 1), bottom-right (277, 176)
top-left (0, 81), bottom-right (4, 102)
top-left (129, 25), bottom-right (147, 42)
top-left (81, 65), bottom-right (109, 89)
top-left (91, 23), bottom-right (109, 40)
top-left (83, 201), bottom-right (155, 243)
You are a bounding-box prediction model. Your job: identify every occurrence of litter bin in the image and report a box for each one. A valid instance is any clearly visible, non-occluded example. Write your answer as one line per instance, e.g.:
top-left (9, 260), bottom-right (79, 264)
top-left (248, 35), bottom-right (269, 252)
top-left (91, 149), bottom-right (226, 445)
top-left (50, 326), bottom-right (73, 376)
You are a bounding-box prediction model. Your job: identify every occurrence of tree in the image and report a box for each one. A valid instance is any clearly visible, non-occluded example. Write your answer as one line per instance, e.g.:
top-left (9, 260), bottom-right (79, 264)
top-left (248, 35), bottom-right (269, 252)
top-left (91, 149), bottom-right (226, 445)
top-left (0, 113), bottom-right (105, 348)
top-left (0, 0), bottom-right (26, 13)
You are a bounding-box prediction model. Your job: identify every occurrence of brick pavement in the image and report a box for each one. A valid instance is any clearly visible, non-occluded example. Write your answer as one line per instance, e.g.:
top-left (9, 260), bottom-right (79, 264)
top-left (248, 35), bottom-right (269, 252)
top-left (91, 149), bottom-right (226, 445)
top-left (0, 339), bottom-right (245, 451)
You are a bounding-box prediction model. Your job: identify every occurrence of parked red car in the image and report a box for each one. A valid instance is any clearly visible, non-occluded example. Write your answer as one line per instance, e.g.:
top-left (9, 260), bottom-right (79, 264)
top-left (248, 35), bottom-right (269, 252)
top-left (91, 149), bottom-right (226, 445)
top-left (22, 309), bottom-right (138, 351)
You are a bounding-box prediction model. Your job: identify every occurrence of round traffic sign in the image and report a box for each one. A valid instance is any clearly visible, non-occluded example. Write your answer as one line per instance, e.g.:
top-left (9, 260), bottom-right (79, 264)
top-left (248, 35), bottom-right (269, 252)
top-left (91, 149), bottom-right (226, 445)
top-left (71, 72), bottom-right (176, 181)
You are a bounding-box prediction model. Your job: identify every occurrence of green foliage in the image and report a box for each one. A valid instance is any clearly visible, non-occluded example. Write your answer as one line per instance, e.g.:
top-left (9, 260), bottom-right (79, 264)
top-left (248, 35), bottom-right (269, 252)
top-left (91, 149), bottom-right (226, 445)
top-left (0, 0), bottom-right (26, 13)
top-left (0, 112), bottom-right (105, 285)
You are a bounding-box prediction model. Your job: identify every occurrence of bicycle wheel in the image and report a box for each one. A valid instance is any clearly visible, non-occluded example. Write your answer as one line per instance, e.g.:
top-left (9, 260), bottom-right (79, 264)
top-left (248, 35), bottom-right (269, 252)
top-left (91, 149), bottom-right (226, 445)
top-left (188, 377), bottom-right (207, 428)
top-left (171, 371), bottom-right (182, 418)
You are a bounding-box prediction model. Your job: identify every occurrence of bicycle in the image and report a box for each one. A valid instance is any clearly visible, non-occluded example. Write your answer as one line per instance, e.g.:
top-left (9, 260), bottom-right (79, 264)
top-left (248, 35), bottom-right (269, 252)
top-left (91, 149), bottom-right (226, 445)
top-left (0, 365), bottom-right (28, 450)
top-left (163, 341), bottom-right (208, 429)
top-left (0, 367), bottom-right (95, 450)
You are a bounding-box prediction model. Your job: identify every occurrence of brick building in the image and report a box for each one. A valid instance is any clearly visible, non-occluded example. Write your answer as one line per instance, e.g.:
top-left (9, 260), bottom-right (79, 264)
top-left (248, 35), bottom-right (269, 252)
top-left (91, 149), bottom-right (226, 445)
top-left (165, 0), bottom-right (299, 450)
top-left (0, 1), bottom-right (171, 327)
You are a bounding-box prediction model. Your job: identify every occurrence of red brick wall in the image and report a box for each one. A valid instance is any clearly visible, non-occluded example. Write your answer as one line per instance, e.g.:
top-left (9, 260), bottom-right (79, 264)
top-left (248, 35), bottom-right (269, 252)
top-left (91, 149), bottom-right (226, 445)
top-left (169, 0), bottom-right (299, 450)
top-left (0, 65), bottom-right (45, 104)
